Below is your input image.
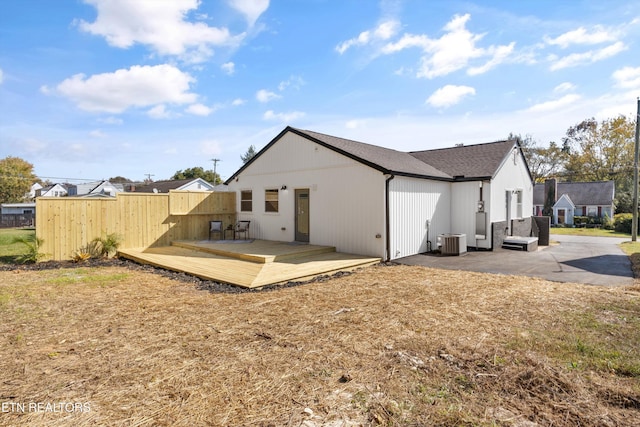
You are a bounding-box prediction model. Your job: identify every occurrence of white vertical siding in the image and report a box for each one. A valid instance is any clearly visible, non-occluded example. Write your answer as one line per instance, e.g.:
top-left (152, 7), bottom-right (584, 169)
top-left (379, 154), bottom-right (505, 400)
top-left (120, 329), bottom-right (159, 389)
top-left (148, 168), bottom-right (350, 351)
top-left (227, 132), bottom-right (386, 257)
top-left (489, 147), bottom-right (533, 223)
top-left (451, 181), bottom-right (490, 249)
top-left (388, 177), bottom-right (451, 259)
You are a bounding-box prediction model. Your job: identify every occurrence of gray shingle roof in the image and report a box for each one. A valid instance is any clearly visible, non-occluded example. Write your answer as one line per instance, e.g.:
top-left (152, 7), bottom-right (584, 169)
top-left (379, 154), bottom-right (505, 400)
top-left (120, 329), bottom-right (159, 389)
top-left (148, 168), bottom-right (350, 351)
top-left (409, 140), bottom-right (517, 179)
top-left (533, 181), bottom-right (615, 206)
top-left (225, 126), bottom-right (528, 184)
top-left (132, 179), bottom-right (196, 193)
top-left (293, 128), bottom-right (452, 179)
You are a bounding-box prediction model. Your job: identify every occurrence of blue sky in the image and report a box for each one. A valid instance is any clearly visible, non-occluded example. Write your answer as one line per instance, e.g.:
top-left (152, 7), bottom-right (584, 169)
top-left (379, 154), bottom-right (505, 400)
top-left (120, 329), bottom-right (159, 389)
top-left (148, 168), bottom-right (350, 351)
top-left (1, 0), bottom-right (639, 183)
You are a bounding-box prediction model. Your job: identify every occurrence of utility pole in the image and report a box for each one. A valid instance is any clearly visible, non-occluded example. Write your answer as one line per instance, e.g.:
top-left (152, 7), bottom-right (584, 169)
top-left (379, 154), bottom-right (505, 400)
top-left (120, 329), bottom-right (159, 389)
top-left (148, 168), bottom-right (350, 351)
top-left (211, 158), bottom-right (220, 184)
top-left (633, 98), bottom-right (640, 242)
top-left (144, 173), bottom-right (154, 183)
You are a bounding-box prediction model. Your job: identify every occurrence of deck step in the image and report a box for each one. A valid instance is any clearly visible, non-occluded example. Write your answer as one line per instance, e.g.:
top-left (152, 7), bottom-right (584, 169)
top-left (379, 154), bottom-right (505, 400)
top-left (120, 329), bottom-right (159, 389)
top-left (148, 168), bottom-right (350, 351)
top-left (171, 240), bottom-right (336, 263)
top-left (502, 236), bottom-right (538, 252)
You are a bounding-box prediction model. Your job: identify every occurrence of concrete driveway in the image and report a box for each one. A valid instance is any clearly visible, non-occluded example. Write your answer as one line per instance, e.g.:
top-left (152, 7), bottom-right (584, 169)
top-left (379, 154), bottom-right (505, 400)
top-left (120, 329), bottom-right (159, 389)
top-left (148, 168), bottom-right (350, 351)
top-left (397, 234), bottom-right (634, 286)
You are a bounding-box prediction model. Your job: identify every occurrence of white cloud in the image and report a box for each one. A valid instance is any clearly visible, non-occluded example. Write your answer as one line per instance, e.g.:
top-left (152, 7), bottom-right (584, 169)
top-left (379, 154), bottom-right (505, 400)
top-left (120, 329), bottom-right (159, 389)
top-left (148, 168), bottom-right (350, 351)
top-left (336, 20), bottom-right (399, 54)
top-left (613, 66), bottom-right (640, 89)
top-left (221, 61), bottom-right (235, 75)
top-left (186, 103), bottom-right (214, 116)
top-left (256, 89), bottom-right (280, 103)
top-left (467, 43), bottom-right (515, 75)
top-left (426, 85), bottom-right (476, 108)
top-left (98, 116), bottom-right (123, 125)
top-left (147, 104), bottom-right (171, 119)
top-left (231, 98), bottom-right (246, 106)
top-left (227, 0), bottom-right (269, 27)
top-left (345, 119), bottom-right (368, 129)
top-left (21, 138), bottom-right (48, 153)
top-left (381, 14), bottom-right (514, 79)
top-left (544, 26), bottom-right (618, 49)
top-left (278, 75), bottom-right (305, 91)
top-left (54, 64), bottom-right (197, 113)
top-left (526, 94), bottom-right (581, 113)
top-left (549, 41), bottom-right (626, 70)
top-left (78, 0), bottom-right (241, 62)
top-left (89, 129), bottom-right (107, 138)
top-left (263, 110), bottom-right (305, 122)
top-left (554, 82), bottom-right (576, 93)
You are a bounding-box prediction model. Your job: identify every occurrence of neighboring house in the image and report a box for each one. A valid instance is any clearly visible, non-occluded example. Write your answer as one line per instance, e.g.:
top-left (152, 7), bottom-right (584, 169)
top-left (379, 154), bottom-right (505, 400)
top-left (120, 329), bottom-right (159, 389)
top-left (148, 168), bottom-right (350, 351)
top-left (533, 179), bottom-right (615, 225)
top-left (67, 180), bottom-right (123, 197)
top-left (130, 178), bottom-right (215, 193)
top-left (1, 203), bottom-right (36, 215)
top-left (225, 126), bottom-right (534, 260)
top-left (35, 183), bottom-right (68, 197)
top-left (27, 183), bottom-right (43, 199)
top-left (0, 202), bottom-right (36, 227)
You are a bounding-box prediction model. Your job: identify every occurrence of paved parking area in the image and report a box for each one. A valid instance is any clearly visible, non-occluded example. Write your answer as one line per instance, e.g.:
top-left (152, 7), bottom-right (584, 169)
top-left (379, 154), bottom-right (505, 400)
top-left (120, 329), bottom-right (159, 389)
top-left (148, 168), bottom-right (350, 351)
top-left (397, 235), bottom-right (634, 286)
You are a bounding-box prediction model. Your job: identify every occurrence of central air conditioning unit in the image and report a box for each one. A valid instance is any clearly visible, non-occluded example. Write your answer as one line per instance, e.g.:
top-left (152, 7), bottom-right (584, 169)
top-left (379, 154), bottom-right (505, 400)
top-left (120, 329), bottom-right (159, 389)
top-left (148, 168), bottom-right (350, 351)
top-left (438, 233), bottom-right (467, 256)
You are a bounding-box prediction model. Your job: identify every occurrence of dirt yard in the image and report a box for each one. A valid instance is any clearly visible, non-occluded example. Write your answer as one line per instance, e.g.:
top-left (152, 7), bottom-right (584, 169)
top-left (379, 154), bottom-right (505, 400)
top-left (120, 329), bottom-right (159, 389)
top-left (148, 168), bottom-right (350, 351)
top-left (1, 262), bottom-right (639, 426)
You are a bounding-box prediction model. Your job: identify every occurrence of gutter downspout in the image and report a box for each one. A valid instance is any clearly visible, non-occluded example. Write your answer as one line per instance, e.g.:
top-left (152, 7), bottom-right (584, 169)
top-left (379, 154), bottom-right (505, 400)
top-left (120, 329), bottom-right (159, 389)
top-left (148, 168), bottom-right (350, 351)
top-left (385, 174), bottom-right (395, 262)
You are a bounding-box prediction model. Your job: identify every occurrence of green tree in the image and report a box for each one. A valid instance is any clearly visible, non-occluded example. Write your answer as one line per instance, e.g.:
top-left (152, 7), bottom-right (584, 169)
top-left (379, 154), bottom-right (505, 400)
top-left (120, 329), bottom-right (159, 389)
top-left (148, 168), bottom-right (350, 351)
top-left (109, 176), bottom-right (132, 184)
top-left (508, 133), bottom-right (568, 183)
top-left (0, 156), bottom-right (37, 203)
top-left (172, 167), bottom-right (220, 185)
top-left (561, 116), bottom-right (635, 212)
top-left (241, 145), bottom-right (257, 164)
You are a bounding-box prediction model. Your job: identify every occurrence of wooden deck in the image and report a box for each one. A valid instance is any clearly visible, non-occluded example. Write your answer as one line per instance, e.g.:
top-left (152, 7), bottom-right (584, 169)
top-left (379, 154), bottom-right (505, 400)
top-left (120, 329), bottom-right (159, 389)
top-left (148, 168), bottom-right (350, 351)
top-left (118, 240), bottom-right (380, 288)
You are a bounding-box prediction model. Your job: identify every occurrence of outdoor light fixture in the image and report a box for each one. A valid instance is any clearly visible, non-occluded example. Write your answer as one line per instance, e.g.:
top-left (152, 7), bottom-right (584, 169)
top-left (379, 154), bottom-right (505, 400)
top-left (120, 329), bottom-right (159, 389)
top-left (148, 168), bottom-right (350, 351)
top-left (281, 185), bottom-right (287, 190)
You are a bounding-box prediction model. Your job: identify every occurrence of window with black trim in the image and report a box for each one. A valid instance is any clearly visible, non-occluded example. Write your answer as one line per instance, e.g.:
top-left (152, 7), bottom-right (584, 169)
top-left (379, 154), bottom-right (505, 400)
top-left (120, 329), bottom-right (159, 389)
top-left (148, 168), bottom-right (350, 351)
top-left (240, 190), bottom-right (252, 212)
top-left (265, 189), bottom-right (279, 212)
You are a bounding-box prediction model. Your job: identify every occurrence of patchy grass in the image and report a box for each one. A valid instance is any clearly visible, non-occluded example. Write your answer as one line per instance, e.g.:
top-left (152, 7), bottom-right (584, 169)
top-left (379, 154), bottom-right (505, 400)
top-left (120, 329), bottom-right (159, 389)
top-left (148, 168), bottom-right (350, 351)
top-left (550, 227), bottom-right (630, 238)
top-left (0, 228), bottom-right (34, 264)
top-left (1, 265), bottom-right (639, 426)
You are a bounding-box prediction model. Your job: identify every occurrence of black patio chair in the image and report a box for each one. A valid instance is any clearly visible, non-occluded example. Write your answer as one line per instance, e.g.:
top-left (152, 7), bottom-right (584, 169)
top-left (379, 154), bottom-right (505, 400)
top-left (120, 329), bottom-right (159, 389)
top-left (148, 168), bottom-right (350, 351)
top-left (209, 220), bottom-right (223, 240)
top-left (235, 221), bottom-right (250, 240)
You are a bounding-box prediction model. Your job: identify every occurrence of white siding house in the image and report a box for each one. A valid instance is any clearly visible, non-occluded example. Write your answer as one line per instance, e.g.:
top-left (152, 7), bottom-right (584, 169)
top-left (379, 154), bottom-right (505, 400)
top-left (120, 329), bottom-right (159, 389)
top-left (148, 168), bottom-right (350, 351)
top-left (36, 183), bottom-right (68, 198)
top-left (131, 178), bottom-right (216, 193)
top-left (226, 127), bottom-right (534, 260)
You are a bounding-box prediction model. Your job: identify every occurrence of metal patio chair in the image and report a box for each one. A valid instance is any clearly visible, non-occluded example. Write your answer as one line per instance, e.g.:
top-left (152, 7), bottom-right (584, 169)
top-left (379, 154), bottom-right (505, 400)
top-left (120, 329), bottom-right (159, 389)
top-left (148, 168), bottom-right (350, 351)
top-left (235, 221), bottom-right (250, 240)
top-left (209, 220), bottom-right (223, 240)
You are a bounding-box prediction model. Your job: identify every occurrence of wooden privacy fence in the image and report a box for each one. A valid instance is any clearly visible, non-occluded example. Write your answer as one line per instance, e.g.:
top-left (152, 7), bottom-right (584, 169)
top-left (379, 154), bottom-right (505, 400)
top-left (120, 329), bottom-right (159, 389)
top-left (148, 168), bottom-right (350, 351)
top-left (36, 191), bottom-right (236, 260)
top-left (0, 213), bottom-right (35, 228)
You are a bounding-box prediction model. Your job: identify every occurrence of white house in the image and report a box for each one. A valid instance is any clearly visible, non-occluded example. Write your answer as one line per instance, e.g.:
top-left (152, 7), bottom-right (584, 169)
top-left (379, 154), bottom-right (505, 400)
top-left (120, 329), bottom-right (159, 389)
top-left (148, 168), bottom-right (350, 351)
top-left (130, 178), bottom-right (216, 193)
top-left (225, 127), bottom-right (534, 260)
top-left (35, 183), bottom-right (68, 197)
top-left (27, 183), bottom-right (43, 199)
top-left (67, 180), bottom-right (123, 197)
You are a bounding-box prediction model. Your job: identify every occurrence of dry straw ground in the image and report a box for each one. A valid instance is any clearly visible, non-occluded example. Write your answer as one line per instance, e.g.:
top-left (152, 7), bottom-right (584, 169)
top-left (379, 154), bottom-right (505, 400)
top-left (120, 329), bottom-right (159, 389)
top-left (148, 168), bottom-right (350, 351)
top-left (1, 263), bottom-right (639, 426)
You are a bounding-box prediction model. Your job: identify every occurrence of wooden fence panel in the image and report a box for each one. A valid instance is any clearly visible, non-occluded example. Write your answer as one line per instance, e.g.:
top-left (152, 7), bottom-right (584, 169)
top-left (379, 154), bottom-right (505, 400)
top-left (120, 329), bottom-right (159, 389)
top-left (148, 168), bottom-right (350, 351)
top-left (36, 192), bottom-right (236, 260)
top-left (0, 214), bottom-right (35, 228)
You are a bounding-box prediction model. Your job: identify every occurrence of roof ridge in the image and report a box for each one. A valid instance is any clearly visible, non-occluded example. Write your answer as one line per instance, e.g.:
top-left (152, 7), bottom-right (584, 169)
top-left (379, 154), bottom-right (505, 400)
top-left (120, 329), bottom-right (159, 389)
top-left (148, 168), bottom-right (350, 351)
top-left (409, 139), bottom-right (513, 154)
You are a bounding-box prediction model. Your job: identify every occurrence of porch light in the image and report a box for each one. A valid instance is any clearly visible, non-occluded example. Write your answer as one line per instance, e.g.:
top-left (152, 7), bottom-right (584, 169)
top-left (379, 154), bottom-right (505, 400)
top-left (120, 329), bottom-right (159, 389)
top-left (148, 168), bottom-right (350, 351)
top-left (281, 185), bottom-right (287, 190)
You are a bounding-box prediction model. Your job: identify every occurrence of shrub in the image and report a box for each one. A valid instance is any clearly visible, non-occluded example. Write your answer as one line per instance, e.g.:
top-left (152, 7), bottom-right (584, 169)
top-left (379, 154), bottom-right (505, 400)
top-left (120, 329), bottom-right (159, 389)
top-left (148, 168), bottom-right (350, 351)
top-left (602, 213), bottom-right (613, 230)
top-left (614, 213), bottom-right (636, 234)
top-left (574, 216), bottom-right (588, 227)
top-left (12, 235), bottom-right (45, 264)
top-left (91, 233), bottom-right (122, 258)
